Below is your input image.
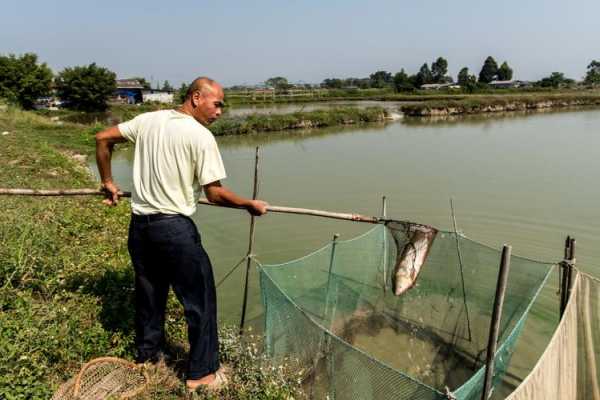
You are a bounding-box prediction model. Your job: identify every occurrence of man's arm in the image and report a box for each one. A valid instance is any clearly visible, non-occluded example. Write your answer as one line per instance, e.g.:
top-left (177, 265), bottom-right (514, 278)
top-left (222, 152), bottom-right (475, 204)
top-left (95, 126), bottom-right (127, 206)
top-left (204, 181), bottom-right (268, 216)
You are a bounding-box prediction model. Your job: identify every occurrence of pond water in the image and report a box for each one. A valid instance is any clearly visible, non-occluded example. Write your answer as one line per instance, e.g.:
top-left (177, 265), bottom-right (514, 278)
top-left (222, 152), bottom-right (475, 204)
top-left (90, 107), bottom-right (600, 397)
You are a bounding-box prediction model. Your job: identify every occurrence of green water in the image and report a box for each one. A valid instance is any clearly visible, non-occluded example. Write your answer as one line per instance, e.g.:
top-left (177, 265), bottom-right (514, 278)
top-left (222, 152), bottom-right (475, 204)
top-left (91, 108), bottom-right (600, 396)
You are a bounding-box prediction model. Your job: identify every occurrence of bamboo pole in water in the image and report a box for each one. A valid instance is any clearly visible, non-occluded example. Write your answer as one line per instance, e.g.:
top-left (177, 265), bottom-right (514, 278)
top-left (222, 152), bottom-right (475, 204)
top-left (0, 188), bottom-right (382, 224)
top-left (239, 147), bottom-right (260, 334)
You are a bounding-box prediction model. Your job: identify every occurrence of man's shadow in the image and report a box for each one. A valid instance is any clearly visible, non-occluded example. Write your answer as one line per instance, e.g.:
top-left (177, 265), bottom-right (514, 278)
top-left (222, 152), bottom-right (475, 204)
top-left (67, 267), bottom-right (188, 378)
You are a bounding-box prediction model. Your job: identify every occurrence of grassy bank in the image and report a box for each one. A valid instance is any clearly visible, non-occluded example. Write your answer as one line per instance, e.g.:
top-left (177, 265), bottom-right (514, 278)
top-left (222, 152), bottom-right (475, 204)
top-left (34, 105), bottom-right (389, 137)
top-left (0, 106), bottom-right (303, 399)
top-left (399, 91), bottom-right (600, 116)
top-left (211, 106), bottom-right (387, 135)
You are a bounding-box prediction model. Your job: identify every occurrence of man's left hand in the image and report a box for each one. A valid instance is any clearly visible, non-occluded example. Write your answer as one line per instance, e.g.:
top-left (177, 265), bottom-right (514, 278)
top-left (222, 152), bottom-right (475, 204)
top-left (247, 200), bottom-right (269, 216)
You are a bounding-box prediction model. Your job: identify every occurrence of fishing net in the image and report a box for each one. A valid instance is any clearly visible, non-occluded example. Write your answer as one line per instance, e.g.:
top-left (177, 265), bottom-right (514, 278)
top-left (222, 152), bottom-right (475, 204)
top-left (51, 357), bottom-right (149, 400)
top-left (506, 270), bottom-right (600, 400)
top-left (259, 222), bottom-right (554, 399)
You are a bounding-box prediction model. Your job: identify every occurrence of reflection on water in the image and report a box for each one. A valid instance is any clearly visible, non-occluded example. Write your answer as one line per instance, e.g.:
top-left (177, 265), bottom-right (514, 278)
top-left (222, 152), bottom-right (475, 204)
top-left (90, 108), bottom-right (600, 397)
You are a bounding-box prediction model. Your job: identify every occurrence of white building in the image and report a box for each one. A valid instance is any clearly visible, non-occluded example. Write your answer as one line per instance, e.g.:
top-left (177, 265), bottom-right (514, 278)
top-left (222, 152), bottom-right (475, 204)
top-left (142, 90), bottom-right (174, 104)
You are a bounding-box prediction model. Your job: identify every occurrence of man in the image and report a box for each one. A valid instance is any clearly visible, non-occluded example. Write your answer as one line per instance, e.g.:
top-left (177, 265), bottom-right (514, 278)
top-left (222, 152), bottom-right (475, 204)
top-left (95, 77), bottom-right (268, 391)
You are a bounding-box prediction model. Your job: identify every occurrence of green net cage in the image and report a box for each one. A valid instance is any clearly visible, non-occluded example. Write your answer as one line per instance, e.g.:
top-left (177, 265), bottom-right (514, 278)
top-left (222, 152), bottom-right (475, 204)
top-left (259, 222), bottom-right (554, 399)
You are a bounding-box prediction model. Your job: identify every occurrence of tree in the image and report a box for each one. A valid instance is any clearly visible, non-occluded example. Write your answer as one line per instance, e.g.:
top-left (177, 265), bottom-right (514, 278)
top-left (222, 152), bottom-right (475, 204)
top-left (321, 78), bottom-right (344, 89)
top-left (538, 72), bottom-right (574, 88)
top-left (0, 53), bottom-right (53, 109)
top-left (161, 80), bottom-right (173, 92)
top-left (584, 60), bottom-right (600, 85)
top-left (415, 63), bottom-right (434, 87)
top-left (393, 69), bottom-right (414, 92)
top-left (265, 76), bottom-right (291, 90)
top-left (369, 70), bottom-right (393, 88)
top-left (354, 78), bottom-right (372, 89)
top-left (55, 63), bottom-right (116, 111)
top-left (457, 67), bottom-right (478, 92)
top-left (497, 62), bottom-right (513, 81)
top-left (431, 57), bottom-right (448, 83)
top-left (131, 77), bottom-right (151, 89)
top-left (176, 83), bottom-right (189, 103)
top-left (457, 67), bottom-right (470, 86)
top-left (478, 56), bottom-right (499, 83)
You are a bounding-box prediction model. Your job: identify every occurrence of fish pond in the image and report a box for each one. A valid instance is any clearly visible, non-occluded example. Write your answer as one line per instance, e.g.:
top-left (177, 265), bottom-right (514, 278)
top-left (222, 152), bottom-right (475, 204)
top-left (91, 106), bottom-right (600, 397)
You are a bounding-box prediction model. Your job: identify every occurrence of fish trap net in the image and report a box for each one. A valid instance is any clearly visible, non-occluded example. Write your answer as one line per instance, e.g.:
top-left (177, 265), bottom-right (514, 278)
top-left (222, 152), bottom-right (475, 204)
top-left (51, 357), bottom-right (149, 400)
top-left (258, 222), bottom-right (554, 400)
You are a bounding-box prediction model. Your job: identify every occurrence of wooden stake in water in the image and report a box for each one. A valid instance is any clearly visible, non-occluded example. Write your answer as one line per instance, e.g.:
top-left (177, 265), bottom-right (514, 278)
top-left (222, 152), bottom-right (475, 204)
top-left (381, 196), bottom-right (388, 292)
top-left (450, 198), bottom-right (473, 342)
top-left (566, 238), bottom-right (576, 301)
top-left (560, 236), bottom-right (571, 318)
top-left (481, 244), bottom-right (512, 400)
top-left (239, 146), bottom-right (260, 335)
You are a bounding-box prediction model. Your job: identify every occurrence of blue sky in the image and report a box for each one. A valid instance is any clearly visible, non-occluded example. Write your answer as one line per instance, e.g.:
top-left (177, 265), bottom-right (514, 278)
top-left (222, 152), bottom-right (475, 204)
top-left (2, 0), bottom-right (599, 87)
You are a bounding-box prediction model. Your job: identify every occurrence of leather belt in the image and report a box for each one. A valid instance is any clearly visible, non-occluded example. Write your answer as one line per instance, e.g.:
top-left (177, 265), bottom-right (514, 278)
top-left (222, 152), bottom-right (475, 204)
top-left (131, 213), bottom-right (180, 223)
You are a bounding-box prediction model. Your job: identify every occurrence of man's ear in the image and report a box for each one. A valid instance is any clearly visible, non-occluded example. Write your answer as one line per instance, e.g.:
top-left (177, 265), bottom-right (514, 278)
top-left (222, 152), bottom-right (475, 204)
top-left (191, 91), bottom-right (201, 108)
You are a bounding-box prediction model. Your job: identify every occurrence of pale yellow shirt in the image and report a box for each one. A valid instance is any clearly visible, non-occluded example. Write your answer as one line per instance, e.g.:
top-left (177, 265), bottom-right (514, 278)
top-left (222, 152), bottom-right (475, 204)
top-left (118, 110), bottom-right (226, 216)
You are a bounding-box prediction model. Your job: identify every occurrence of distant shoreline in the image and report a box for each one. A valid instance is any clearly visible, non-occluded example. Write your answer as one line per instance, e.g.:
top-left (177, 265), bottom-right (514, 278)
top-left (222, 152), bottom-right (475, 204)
top-left (31, 91), bottom-right (600, 136)
top-left (398, 93), bottom-right (600, 117)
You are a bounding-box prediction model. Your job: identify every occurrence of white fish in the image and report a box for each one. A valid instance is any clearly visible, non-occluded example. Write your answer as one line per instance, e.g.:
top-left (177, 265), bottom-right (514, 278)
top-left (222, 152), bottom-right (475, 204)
top-left (392, 224), bottom-right (437, 296)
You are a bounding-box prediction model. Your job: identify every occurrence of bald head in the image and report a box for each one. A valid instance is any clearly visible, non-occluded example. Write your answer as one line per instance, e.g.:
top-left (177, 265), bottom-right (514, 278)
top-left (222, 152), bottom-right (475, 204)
top-left (185, 77), bottom-right (222, 100)
top-left (180, 76), bottom-right (224, 126)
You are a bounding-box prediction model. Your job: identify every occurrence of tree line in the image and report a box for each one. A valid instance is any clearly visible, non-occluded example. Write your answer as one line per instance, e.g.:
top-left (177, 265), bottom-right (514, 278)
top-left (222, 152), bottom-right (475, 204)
top-left (2, 52), bottom-right (600, 111)
top-left (319, 56), bottom-right (600, 92)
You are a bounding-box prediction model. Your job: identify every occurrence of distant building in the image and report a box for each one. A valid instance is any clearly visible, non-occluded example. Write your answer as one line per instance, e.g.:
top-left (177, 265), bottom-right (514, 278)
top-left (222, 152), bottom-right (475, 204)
top-left (142, 89), bottom-right (174, 104)
top-left (420, 83), bottom-right (461, 90)
top-left (115, 79), bottom-right (144, 103)
top-left (488, 80), bottom-right (532, 89)
top-left (114, 79), bottom-right (174, 104)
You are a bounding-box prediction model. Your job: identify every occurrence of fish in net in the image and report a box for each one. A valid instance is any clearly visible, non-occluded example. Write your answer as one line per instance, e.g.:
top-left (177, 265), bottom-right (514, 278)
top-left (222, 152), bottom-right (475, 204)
top-left (387, 220), bottom-right (438, 296)
top-left (51, 357), bottom-right (149, 400)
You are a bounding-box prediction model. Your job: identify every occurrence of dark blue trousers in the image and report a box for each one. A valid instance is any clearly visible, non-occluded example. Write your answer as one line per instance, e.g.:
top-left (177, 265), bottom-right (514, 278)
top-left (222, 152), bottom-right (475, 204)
top-left (128, 214), bottom-right (219, 379)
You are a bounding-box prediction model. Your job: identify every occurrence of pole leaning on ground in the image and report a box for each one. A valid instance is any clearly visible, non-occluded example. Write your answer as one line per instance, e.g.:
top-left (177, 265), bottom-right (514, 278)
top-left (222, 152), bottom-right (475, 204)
top-left (0, 188), bottom-right (382, 224)
top-left (481, 244), bottom-right (512, 400)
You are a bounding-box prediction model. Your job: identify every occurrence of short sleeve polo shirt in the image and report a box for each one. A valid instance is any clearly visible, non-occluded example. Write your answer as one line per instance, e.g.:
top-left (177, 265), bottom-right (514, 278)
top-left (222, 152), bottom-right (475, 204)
top-left (118, 110), bottom-right (226, 216)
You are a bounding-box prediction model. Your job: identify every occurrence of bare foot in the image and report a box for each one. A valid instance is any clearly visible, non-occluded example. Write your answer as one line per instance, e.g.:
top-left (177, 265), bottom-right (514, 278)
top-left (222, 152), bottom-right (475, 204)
top-left (186, 373), bottom-right (216, 389)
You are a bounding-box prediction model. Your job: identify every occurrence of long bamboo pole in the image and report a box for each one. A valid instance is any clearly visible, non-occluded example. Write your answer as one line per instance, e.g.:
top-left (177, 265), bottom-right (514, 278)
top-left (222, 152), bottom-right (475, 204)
top-left (0, 188), bottom-right (382, 224)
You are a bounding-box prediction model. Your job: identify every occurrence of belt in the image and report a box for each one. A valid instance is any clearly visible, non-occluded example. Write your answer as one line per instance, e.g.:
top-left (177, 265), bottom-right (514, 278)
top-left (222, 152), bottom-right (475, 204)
top-left (131, 213), bottom-right (180, 223)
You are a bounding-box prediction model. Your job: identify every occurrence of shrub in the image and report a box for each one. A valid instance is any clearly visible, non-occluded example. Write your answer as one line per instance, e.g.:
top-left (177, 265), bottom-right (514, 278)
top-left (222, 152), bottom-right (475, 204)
top-left (55, 63), bottom-right (116, 112)
top-left (0, 53), bottom-right (53, 109)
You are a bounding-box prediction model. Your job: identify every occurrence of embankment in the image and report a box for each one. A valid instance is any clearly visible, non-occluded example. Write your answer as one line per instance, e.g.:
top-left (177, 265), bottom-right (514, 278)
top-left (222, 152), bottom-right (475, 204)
top-left (210, 106), bottom-right (388, 135)
top-left (400, 94), bottom-right (600, 117)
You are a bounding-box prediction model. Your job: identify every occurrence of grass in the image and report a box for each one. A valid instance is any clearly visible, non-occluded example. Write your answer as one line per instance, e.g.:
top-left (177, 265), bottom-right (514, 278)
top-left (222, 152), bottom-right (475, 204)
top-left (0, 104), bottom-right (304, 399)
top-left (210, 107), bottom-right (387, 136)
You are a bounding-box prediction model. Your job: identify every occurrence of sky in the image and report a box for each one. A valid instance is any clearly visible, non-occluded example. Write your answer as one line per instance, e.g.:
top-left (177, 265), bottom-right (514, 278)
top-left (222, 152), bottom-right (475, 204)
top-left (2, 0), bottom-right (599, 87)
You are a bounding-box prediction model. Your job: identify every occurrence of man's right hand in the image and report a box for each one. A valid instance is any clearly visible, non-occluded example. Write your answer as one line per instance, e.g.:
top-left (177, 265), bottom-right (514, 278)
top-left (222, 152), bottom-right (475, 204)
top-left (101, 181), bottom-right (121, 206)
